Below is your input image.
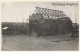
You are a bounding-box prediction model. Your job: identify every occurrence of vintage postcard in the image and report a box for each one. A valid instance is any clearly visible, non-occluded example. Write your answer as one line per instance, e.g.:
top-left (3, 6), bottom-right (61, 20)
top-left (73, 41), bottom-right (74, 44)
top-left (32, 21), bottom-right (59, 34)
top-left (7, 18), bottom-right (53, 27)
top-left (0, 0), bottom-right (79, 51)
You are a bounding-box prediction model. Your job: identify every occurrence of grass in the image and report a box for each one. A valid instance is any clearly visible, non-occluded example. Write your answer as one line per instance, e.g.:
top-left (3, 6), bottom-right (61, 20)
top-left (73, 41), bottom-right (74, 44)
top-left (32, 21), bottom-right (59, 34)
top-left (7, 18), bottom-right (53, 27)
top-left (2, 34), bottom-right (79, 51)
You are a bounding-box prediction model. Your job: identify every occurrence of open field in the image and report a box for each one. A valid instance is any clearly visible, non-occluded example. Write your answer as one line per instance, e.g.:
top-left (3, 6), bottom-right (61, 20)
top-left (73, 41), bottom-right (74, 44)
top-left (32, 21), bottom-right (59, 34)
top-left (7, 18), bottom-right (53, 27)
top-left (2, 34), bottom-right (79, 51)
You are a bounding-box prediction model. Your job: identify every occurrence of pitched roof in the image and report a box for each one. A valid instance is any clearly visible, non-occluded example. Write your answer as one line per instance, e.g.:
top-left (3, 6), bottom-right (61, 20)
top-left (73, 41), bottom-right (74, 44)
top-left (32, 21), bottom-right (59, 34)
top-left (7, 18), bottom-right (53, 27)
top-left (35, 7), bottom-right (67, 19)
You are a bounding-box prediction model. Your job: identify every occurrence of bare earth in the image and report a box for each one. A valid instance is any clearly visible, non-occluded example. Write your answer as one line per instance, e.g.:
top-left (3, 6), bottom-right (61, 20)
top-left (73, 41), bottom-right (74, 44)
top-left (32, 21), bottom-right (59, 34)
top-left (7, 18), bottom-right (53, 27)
top-left (2, 34), bottom-right (79, 51)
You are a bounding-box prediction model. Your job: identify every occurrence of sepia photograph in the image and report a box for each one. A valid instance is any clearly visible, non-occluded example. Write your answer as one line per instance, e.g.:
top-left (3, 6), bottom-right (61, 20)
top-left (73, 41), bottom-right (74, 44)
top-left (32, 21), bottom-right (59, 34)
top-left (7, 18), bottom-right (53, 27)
top-left (1, 1), bottom-right (79, 51)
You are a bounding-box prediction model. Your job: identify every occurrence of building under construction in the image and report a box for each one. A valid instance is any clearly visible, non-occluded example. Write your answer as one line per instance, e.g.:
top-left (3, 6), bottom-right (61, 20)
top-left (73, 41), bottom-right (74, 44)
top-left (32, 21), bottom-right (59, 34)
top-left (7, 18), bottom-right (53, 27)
top-left (29, 7), bottom-right (72, 36)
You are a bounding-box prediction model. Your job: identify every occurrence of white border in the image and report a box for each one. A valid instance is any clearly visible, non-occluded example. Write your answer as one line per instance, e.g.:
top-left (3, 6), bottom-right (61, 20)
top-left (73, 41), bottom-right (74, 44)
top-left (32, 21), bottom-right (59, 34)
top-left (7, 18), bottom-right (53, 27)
top-left (0, 0), bottom-right (79, 52)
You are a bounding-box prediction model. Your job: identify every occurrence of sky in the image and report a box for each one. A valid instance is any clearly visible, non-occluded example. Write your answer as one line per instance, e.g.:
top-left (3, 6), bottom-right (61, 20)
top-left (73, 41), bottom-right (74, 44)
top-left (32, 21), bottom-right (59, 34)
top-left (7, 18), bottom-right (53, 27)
top-left (1, 1), bottom-right (79, 23)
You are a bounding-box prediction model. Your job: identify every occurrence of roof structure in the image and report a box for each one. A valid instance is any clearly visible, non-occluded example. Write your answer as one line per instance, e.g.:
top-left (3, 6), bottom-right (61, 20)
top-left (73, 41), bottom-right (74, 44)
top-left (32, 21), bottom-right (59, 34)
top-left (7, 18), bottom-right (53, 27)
top-left (34, 7), bottom-right (67, 19)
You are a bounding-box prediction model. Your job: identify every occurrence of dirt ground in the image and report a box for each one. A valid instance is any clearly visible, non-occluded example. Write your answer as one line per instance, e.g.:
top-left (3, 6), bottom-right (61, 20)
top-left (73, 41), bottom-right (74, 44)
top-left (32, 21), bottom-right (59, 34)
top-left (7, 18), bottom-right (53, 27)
top-left (1, 34), bottom-right (79, 51)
